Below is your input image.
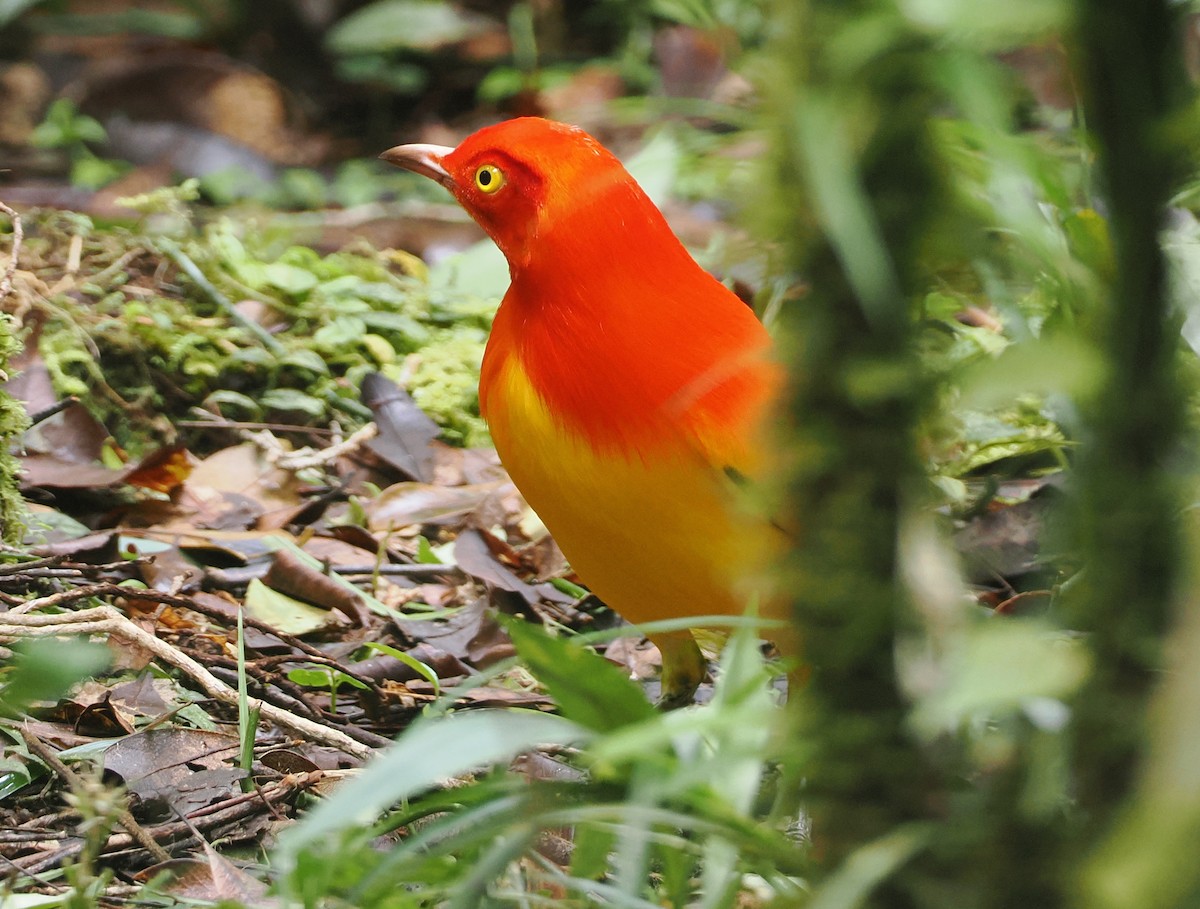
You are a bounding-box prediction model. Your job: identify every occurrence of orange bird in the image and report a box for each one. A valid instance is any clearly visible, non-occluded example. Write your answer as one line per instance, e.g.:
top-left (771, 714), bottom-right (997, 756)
top-left (382, 117), bottom-right (782, 706)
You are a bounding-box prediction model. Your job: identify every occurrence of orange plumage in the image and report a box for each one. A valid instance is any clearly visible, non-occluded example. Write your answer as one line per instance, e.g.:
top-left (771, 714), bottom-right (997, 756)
top-left (382, 117), bottom-right (782, 705)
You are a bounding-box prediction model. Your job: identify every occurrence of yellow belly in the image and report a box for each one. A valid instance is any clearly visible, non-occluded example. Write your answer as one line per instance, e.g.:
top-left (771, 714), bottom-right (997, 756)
top-left (487, 357), bottom-right (771, 625)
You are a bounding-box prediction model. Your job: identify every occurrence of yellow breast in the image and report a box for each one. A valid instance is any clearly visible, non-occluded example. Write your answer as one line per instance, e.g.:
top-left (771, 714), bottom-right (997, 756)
top-left (486, 356), bottom-right (773, 626)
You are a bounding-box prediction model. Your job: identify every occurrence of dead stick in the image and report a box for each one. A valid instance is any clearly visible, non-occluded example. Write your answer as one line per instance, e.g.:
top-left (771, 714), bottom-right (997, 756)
top-left (0, 200), bottom-right (21, 303)
top-left (19, 772), bottom-right (324, 873)
top-left (0, 606), bottom-right (373, 760)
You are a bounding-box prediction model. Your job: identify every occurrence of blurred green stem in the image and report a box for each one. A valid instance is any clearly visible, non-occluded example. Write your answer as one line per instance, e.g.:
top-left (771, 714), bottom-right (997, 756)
top-left (766, 0), bottom-right (940, 893)
top-left (1066, 0), bottom-right (1190, 841)
top-left (1067, 0), bottom-right (1195, 905)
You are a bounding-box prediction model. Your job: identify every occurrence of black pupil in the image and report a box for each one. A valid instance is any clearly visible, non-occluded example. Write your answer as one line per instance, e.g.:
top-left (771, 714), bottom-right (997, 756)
top-left (479, 169), bottom-right (492, 186)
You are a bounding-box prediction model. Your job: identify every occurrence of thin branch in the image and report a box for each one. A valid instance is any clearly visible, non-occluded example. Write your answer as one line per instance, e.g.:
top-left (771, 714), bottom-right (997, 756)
top-left (155, 236), bottom-right (285, 355)
top-left (0, 200), bottom-right (23, 303)
top-left (16, 771), bottom-right (325, 873)
top-left (0, 605), bottom-right (373, 760)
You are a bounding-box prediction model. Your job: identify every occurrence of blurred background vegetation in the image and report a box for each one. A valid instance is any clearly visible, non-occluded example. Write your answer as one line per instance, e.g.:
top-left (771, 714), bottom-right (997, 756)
top-left (1, 0), bottom-right (1200, 907)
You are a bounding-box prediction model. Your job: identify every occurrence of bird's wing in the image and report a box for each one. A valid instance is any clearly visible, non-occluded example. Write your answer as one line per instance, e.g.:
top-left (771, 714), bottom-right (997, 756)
top-left (669, 351), bottom-right (789, 534)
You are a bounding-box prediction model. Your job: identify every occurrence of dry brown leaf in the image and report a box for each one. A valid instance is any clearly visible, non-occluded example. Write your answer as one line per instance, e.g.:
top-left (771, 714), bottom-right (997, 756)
top-left (103, 728), bottom-right (243, 812)
top-left (366, 480), bottom-right (509, 529)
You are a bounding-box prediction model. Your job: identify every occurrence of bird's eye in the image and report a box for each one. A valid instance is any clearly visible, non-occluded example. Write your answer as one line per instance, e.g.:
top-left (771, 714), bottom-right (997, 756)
top-left (474, 164), bottom-right (505, 194)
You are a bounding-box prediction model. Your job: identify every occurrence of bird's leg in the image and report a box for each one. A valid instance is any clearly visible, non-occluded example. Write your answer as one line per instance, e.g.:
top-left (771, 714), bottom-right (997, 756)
top-left (651, 629), bottom-right (706, 709)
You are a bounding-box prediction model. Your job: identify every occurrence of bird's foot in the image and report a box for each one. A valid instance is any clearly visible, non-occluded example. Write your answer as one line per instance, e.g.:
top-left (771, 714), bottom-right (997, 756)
top-left (652, 629), bottom-right (706, 710)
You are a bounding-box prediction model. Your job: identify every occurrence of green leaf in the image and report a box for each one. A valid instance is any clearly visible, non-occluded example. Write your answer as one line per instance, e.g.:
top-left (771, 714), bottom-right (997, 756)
top-left (313, 316), bottom-right (370, 349)
top-left (70, 155), bottom-right (128, 190)
top-left (625, 128), bottom-right (683, 207)
top-left (204, 389), bottom-right (262, 416)
top-left (359, 641), bottom-right (440, 692)
top-left (327, 0), bottom-right (499, 54)
top-left (0, 759), bottom-right (35, 800)
top-left (35, 10), bottom-right (206, 39)
top-left (279, 348), bottom-right (331, 375)
top-left (359, 311), bottom-right (431, 345)
top-left (415, 535), bottom-right (441, 564)
top-left (548, 576), bottom-right (589, 599)
top-left (236, 608), bottom-right (258, 782)
top-left (0, 892), bottom-right (71, 908)
top-left (505, 619), bottom-right (657, 733)
top-left (0, 638), bottom-right (111, 715)
top-left (957, 334), bottom-right (1101, 410)
top-left (199, 166), bottom-right (269, 204)
top-left (56, 739), bottom-right (121, 762)
top-left (428, 238), bottom-right (509, 299)
top-left (899, 0), bottom-right (1067, 48)
top-left (243, 579), bottom-right (334, 635)
top-left (288, 666), bottom-right (369, 691)
top-left (808, 825), bottom-right (932, 909)
top-left (331, 159), bottom-right (388, 208)
top-left (263, 262), bottom-right (319, 296)
top-left (260, 388), bottom-right (327, 417)
top-left (278, 168), bottom-right (328, 209)
top-left (274, 709), bottom-right (587, 875)
top-left (912, 621), bottom-right (1092, 735)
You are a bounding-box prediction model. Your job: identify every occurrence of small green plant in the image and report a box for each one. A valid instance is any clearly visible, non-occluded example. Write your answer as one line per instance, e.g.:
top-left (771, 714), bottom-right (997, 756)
top-left (61, 771), bottom-right (126, 909)
top-left (19, 210), bottom-right (493, 455)
top-left (273, 620), bottom-right (801, 907)
top-left (287, 666), bottom-right (370, 715)
top-left (29, 99), bottom-right (129, 190)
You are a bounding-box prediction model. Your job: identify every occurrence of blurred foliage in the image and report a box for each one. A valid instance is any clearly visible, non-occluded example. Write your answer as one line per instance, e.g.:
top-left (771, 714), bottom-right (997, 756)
top-left (274, 622), bottom-right (802, 907)
top-left (760, 0), bottom-right (1200, 907)
top-left (0, 637), bottom-right (111, 719)
top-left (28, 99), bottom-right (130, 190)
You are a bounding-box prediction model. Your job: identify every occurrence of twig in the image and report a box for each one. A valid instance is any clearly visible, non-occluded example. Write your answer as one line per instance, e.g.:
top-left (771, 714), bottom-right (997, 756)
top-left (338, 563), bottom-right (459, 577)
top-left (180, 412), bottom-right (337, 436)
top-left (0, 554), bottom-right (68, 575)
top-left (7, 582), bottom-right (124, 615)
top-left (45, 232), bottom-right (84, 296)
top-left (0, 849), bottom-right (67, 893)
top-left (166, 586), bottom-right (384, 697)
top-left (258, 422), bottom-right (378, 471)
top-left (17, 771), bottom-right (325, 873)
top-left (155, 237), bottom-right (285, 355)
top-left (0, 605), bottom-right (373, 760)
top-left (0, 200), bottom-right (23, 303)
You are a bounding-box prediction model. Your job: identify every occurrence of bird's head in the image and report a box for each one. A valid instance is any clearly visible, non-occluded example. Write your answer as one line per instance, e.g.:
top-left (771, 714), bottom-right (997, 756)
top-left (380, 117), bottom-right (636, 271)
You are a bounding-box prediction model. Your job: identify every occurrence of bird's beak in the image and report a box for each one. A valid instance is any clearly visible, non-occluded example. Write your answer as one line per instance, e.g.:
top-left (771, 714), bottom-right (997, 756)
top-left (379, 143), bottom-right (455, 189)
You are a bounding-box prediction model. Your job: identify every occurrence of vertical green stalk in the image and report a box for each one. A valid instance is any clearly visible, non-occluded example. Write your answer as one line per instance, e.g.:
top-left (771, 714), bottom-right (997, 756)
top-left (1065, 0), bottom-right (1189, 836)
top-left (237, 606), bottom-right (259, 792)
top-left (764, 0), bottom-right (942, 889)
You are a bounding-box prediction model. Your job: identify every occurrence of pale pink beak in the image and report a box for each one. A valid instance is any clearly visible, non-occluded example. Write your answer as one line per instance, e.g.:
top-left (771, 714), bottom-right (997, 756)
top-left (379, 143), bottom-right (455, 189)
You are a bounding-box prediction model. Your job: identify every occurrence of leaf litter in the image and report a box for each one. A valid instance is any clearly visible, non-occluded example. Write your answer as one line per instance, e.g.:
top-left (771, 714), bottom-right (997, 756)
top-left (0, 208), bottom-right (594, 896)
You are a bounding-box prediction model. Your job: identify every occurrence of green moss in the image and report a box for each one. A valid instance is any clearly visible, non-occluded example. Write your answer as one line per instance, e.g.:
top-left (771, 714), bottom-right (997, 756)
top-left (17, 210), bottom-right (499, 456)
top-left (0, 313), bottom-right (28, 542)
top-left (388, 330), bottom-right (490, 447)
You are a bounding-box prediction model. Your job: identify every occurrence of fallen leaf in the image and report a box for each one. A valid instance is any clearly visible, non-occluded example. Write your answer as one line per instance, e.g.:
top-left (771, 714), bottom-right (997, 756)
top-left (361, 371), bottom-right (440, 483)
top-left (264, 547), bottom-right (371, 626)
top-left (103, 728), bottom-right (242, 811)
top-left (244, 578), bottom-right (343, 636)
top-left (453, 528), bottom-right (539, 605)
top-left (122, 446), bottom-right (196, 493)
top-left (366, 480), bottom-right (508, 528)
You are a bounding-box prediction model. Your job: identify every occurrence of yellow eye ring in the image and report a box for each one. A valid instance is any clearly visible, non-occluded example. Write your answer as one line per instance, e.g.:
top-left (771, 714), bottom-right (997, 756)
top-left (474, 164), bottom-right (505, 194)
